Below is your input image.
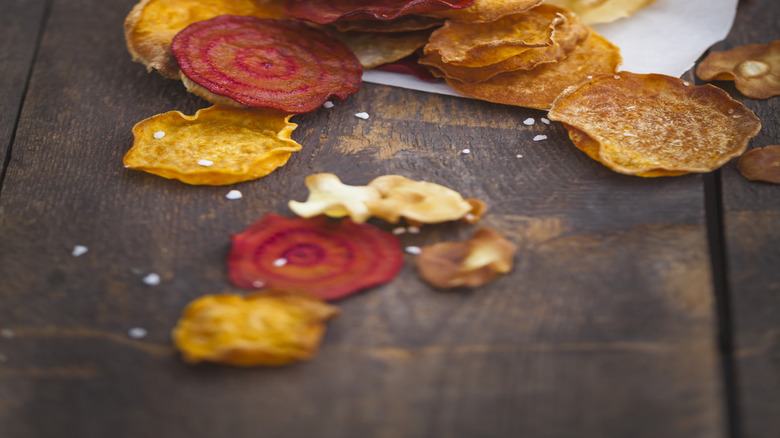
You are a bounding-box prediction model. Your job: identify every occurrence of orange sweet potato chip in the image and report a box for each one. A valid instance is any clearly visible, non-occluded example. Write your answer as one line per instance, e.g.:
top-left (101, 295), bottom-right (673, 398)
top-left (737, 145), bottom-right (780, 184)
top-left (544, 0), bottom-right (657, 25)
top-left (123, 105), bottom-right (301, 185)
top-left (172, 290), bottom-right (339, 366)
top-left (124, 0), bottom-right (286, 79)
top-left (548, 72), bottom-right (763, 176)
top-left (696, 40), bottom-right (780, 100)
top-left (423, 0), bottom-right (543, 23)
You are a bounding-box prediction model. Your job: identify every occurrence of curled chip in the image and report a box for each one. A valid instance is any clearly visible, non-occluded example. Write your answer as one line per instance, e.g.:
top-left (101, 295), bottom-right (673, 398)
top-left (330, 15), bottom-right (445, 33)
top-left (123, 105), bottom-right (301, 185)
top-left (696, 40), bottom-right (780, 100)
top-left (376, 55), bottom-right (442, 82)
top-left (124, 0), bottom-right (286, 78)
top-left (415, 227), bottom-right (516, 288)
top-left (424, 0), bottom-right (543, 23)
top-left (548, 72), bottom-right (762, 176)
top-left (544, 0), bottom-right (657, 25)
top-left (445, 30), bottom-right (620, 110)
top-left (285, 0), bottom-right (475, 24)
top-left (172, 16), bottom-right (362, 113)
top-left (327, 30), bottom-right (432, 69)
top-left (738, 146), bottom-right (780, 184)
top-left (227, 213), bottom-right (404, 301)
top-left (288, 173), bottom-right (381, 222)
top-left (172, 290), bottom-right (339, 366)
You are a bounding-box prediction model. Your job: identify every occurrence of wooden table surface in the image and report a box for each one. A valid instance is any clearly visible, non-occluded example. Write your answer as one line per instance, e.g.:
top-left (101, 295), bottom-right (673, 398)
top-left (1, 1), bottom-right (778, 437)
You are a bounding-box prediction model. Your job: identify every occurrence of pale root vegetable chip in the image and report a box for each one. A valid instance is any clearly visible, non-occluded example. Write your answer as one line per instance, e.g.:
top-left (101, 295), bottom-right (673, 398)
top-left (124, 0), bottom-right (286, 79)
top-left (544, 0), bottom-right (657, 25)
top-left (172, 290), bottom-right (339, 366)
top-left (284, 0), bottom-right (475, 24)
top-left (288, 173), bottom-right (381, 222)
top-left (423, 0), bottom-right (543, 23)
top-left (696, 40), bottom-right (780, 100)
top-left (415, 227), bottom-right (516, 288)
top-left (330, 15), bottom-right (445, 32)
top-left (738, 146), bottom-right (780, 184)
top-left (327, 30), bottom-right (432, 69)
top-left (445, 30), bottom-right (621, 110)
top-left (123, 105), bottom-right (301, 185)
top-left (548, 72), bottom-right (762, 176)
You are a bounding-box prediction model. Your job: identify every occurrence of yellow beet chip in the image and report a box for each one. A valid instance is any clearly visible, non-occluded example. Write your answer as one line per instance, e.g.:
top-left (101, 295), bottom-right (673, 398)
top-left (548, 72), bottom-right (762, 176)
top-left (544, 0), bottom-right (657, 25)
top-left (696, 40), bottom-right (780, 100)
top-left (288, 173), bottom-right (381, 223)
top-left (123, 105), bottom-right (301, 185)
top-left (124, 0), bottom-right (286, 78)
top-left (172, 291), bottom-right (340, 366)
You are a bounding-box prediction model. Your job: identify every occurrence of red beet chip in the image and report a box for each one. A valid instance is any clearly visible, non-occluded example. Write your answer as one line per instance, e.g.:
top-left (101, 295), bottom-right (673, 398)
top-left (376, 55), bottom-right (441, 82)
top-left (285, 0), bottom-right (475, 24)
top-left (171, 16), bottom-right (362, 114)
top-left (227, 213), bottom-right (404, 301)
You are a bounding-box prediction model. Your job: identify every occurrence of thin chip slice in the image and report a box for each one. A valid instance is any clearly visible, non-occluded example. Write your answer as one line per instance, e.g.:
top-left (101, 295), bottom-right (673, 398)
top-left (696, 40), bottom-right (780, 100)
top-left (288, 173), bottom-right (381, 222)
top-left (446, 30), bottom-right (621, 110)
top-left (227, 214), bottom-right (404, 301)
top-left (124, 0), bottom-right (286, 79)
top-left (548, 72), bottom-right (762, 176)
top-left (172, 290), bottom-right (339, 366)
top-left (424, 0), bottom-right (543, 23)
top-left (544, 0), bottom-right (656, 25)
top-left (285, 0), bottom-right (475, 24)
top-left (123, 105), bottom-right (301, 185)
top-left (172, 16), bottom-right (362, 113)
top-left (327, 30), bottom-right (432, 69)
top-left (415, 227), bottom-right (516, 288)
top-left (330, 15), bottom-right (445, 32)
top-left (376, 55), bottom-right (442, 82)
top-left (738, 146), bottom-right (780, 184)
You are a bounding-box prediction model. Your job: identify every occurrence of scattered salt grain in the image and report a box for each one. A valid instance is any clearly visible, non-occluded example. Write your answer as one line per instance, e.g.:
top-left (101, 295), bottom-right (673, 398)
top-left (153, 131), bottom-right (165, 139)
top-left (72, 245), bottom-right (88, 257)
top-left (523, 118), bottom-right (535, 125)
top-left (541, 118), bottom-right (550, 125)
top-left (613, 75), bottom-right (621, 79)
top-left (128, 327), bottom-right (148, 339)
top-left (461, 148), bottom-right (471, 154)
top-left (683, 81), bottom-right (690, 86)
top-left (225, 190), bottom-right (243, 200)
top-left (533, 135), bottom-right (548, 141)
top-left (407, 226), bottom-right (420, 234)
top-left (252, 280), bottom-right (265, 288)
top-left (517, 154), bottom-right (523, 158)
top-left (197, 159), bottom-right (214, 167)
top-left (323, 101), bottom-right (334, 108)
top-left (1, 329), bottom-right (13, 338)
top-left (405, 246), bottom-right (422, 255)
top-left (273, 258), bottom-right (288, 267)
top-left (392, 227), bottom-right (407, 235)
top-left (355, 112), bottom-right (370, 120)
top-left (465, 213), bottom-right (476, 222)
top-left (142, 273), bottom-right (161, 286)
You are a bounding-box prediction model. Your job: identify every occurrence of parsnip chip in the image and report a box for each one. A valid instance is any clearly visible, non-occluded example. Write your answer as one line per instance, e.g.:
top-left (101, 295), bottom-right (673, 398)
top-left (328, 30), bottom-right (432, 69)
top-left (415, 228), bottom-right (516, 288)
top-left (424, 0), bottom-right (543, 23)
top-left (172, 290), bottom-right (339, 366)
top-left (331, 15), bottom-right (445, 32)
top-left (124, 0), bottom-right (286, 78)
top-left (544, 0), bottom-right (657, 25)
top-left (446, 30), bottom-right (620, 110)
top-left (696, 40), bottom-right (780, 100)
top-left (288, 173), bottom-right (381, 222)
top-left (123, 105), bottom-right (301, 185)
top-left (738, 146), bottom-right (780, 184)
top-left (548, 72), bottom-right (762, 176)
top-left (366, 175), bottom-right (481, 224)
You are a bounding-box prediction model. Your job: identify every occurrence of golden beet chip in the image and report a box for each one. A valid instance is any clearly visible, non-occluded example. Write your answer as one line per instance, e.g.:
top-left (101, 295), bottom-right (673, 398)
top-left (327, 30), bottom-right (432, 69)
top-left (172, 290), bottom-right (339, 366)
top-left (548, 72), bottom-right (762, 176)
top-left (446, 30), bottom-right (620, 110)
top-left (696, 40), bottom-right (780, 100)
top-left (124, 0), bottom-right (286, 78)
top-left (288, 173), bottom-right (381, 222)
top-left (123, 105), bottom-right (301, 185)
top-left (544, 0), bottom-right (656, 25)
top-left (423, 0), bottom-right (543, 23)
top-left (415, 227), bottom-right (516, 288)
top-left (738, 146), bottom-right (780, 184)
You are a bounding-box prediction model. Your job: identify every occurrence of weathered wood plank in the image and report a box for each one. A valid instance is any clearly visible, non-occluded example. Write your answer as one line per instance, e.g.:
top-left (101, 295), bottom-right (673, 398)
top-left (0, 0), bottom-right (726, 437)
top-left (713, 0), bottom-right (780, 437)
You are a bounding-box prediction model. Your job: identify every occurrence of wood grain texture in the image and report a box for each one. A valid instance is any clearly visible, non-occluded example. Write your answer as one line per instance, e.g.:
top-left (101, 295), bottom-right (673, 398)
top-left (710, 1), bottom-right (780, 437)
top-left (0, 0), bottom-right (741, 437)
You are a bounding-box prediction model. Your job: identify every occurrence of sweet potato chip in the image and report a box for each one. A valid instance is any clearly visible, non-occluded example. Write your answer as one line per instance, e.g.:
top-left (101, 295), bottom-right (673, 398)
top-left (544, 0), bottom-right (656, 25)
top-left (123, 105), bottom-right (301, 185)
top-left (288, 173), bottom-right (381, 222)
top-left (446, 30), bottom-right (621, 110)
top-left (172, 290), bottom-right (339, 366)
top-left (738, 145), bottom-right (780, 184)
top-left (327, 30), bottom-right (432, 69)
top-left (696, 40), bottom-right (780, 100)
top-left (548, 72), bottom-right (762, 176)
top-left (424, 0), bottom-right (543, 23)
top-left (330, 15), bottom-right (445, 32)
top-left (172, 16), bottom-right (362, 113)
top-left (415, 227), bottom-right (516, 288)
top-left (227, 213), bottom-right (404, 301)
top-left (285, 0), bottom-right (475, 24)
top-left (124, 0), bottom-right (286, 79)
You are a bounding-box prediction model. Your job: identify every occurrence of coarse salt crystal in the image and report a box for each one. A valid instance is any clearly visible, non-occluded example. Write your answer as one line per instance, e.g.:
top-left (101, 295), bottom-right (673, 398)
top-left (613, 75), bottom-right (621, 79)
top-left (405, 246), bottom-right (422, 255)
top-left (392, 227), bottom-right (407, 235)
top-left (355, 112), bottom-right (369, 120)
top-left (533, 135), bottom-right (548, 141)
top-left (225, 190), bottom-right (242, 200)
top-left (128, 327), bottom-right (148, 339)
top-left (252, 280), bottom-right (265, 288)
top-left (153, 131), bottom-right (165, 139)
top-left (142, 273), bottom-right (161, 286)
top-left (197, 159), bottom-right (214, 167)
top-left (517, 154), bottom-right (523, 158)
top-left (323, 101), bottom-right (334, 108)
top-left (273, 258), bottom-right (288, 267)
top-left (407, 226), bottom-right (420, 234)
top-left (72, 245), bottom-right (88, 257)
top-left (1, 329), bottom-right (13, 338)
top-left (683, 81), bottom-right (690, 86)
top-left (461, 148), bottom-right (471, 154)
top-left (541, 118), bottom-right (550, 125)
top-left (523, 118), bottom-right (535, 125)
